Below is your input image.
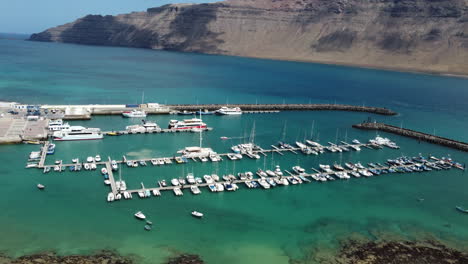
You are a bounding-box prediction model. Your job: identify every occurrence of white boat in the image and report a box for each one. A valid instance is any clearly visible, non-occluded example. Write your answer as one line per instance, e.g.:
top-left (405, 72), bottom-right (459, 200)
top-left (104, 180), bottom-right (111, 185)
top-left (126, 120), bottom-right (160, 133)
top-left (215, 106), bottom-right (242, 115)
top-left (227, 153), bottom-right (238, 160)
top-left (87, 156), bottom-right (94, 163)
top-left (215, 183), bottom-right (224, 192)
top-left (171, 178), bottom-right (180, 186)
top-left (111, 160), bottom-right (118, 170)
top-left (95, 155), bottom-right (101, 162)
top-left (107, 192), bottom-right (115, 202)
top-left (186, 173), bottom-right (196, 184)
top-left (173, 188), bottom-right (183, 196)
top-left (190, 185), bottom-right (201, 195)
top-left (150, 159), bottom-right (157, 166)
top-left (53, 126), bottom-right (103, 141)
top-left (191, 211), bottom-right (203, 218)
top-left (266, 170), bottom-right (276, 177)
top-left (292, 166), bottom-right (305, 175)
top-left (101, 168), bottom-right (108, 175)
top-left (84, 163), bottom-right (90, 170)
top-left (258, 179), bottom-right (271, 189)
top-left (122, 109), bottom-right (147, 118)
top-left (37, 184), bottom-right (45, 190)
top-left (178, 146), bottom-right (214, 159)
top-left (48, 119), bottom-right (71, 131)
top-left (168, 118), bottom-right (207, 130)
top-left (152, 189), bottom-right (161, 196)
top-left (203, 175), bottom-right (214, 184)
top-left (274, 165), bottom-right (283, 176)
top-left (352, 139), bottom-right (361, 144)
top-left (90, 163), bottom-right (97, 170)
top-left (72, 158), bottom-right (79, 163)
top-left (296, 142), bottom-right (308, 149)
top-left (134, 211), bottom-right (146, 220)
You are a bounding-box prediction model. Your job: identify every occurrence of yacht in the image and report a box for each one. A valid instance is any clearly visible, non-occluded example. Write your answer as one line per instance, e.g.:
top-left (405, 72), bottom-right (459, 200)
top-left (190, 185), bottom-right (201, 195)
top-left (48, 119), bottom-right (71, 131)
top-left (203, 175), bottom-right (214, 184)
top-left (186, 173), bottom-right (196, 184)
top-left (134, 211), bottom-right (146, 220)
top-left (168, 118), bottom-right (207, 130)
top-left (266, 170), bottom-right (276, 177)
top-left (292, 166), bottom-right (306, 175)
top-left (178, 146), bottom-right (214, 158)
top-left (215, 106), bottom-right (242, 115)
top-left (122, 109), bottom-right (147, 118)
top-left (53, 126), bottom-right (103, 141)
top-left (126, 120), bottom-right (160, 133)
top-left (46, 144), bottom-right (56, 155)
top-left (274, 165), bottom-right (283, 176)
top-left (111, 160), bottom-right (118, 171)
top-left (191, 211), bottom-right (203, 218)
top-left (171, 179), bottom-right (180, 186)
top-left (107, 193), bottom-right (115, 202)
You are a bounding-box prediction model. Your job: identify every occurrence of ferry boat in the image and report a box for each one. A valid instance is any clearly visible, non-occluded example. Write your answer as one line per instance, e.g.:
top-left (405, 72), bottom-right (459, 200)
top-left (53, 126), bottom-right (103, 141)
top-left (215, 106), bottom-right (242, 115)
top-left (122, 110), bottom-right (147, 118)
top-left (168, 118), bottom-right (207, 130)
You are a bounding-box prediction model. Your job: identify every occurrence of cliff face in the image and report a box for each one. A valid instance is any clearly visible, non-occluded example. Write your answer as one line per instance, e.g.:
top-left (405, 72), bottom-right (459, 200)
top-left (30, 0), bottom-right (468, 75)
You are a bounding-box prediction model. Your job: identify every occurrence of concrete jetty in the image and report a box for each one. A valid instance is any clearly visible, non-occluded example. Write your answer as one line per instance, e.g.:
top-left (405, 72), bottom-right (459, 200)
top-left (353, 122), bottom-right (468, 152)
top-left (168, 104), bottom-right (397, 116)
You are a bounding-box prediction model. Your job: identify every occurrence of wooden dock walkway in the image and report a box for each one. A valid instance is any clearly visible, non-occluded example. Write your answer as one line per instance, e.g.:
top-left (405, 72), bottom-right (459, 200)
top-left (38, 141), bottom-right (49, 168)
top-left (105, 162), bottom-right (117, 195)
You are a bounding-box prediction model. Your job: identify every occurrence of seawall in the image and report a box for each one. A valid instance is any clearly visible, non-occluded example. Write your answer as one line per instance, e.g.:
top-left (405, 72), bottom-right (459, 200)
top-left (168, 104), bottom-right (397, 116)
top-left (353, 122), bottom-right (468, 152)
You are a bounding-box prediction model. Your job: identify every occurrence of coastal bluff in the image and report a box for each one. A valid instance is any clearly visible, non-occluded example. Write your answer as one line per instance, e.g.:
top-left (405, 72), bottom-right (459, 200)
top-left (29, 0), bottom-right (468, 75)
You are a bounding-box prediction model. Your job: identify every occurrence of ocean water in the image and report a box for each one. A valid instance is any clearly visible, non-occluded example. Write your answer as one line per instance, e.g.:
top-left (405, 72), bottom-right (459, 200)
top-left (0, 39), bottom-right (468, 263)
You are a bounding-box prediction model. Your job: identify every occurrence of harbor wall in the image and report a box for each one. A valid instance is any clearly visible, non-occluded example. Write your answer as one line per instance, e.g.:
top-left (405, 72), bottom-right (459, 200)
top-left (168, 104), bottom-right (397, 116)
top-left (353, 122), bottom-right (468, 152)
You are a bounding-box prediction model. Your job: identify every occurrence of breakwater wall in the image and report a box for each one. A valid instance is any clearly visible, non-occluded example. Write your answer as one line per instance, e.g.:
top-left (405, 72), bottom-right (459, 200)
top-left (168, 104), bottom-right (397, 116)
top-left (353, 122), bottom-right (468, 152)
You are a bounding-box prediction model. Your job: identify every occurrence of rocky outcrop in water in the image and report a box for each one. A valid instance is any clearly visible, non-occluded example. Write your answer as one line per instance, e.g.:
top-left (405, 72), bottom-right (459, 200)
top-left (336, 240), bottom-right (468, 264)
top-left (29, 0), bottom-right (468, 75)
top-left (0, 250), bottom-right (134, 264)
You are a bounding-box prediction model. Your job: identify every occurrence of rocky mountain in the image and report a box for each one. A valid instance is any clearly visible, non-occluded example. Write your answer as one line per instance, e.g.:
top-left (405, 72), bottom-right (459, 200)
top-left (30, 0), bottom-right (468, 75)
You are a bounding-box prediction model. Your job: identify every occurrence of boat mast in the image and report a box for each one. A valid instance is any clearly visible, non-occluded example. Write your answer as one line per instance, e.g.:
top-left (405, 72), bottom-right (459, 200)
top-left (199, 110), bottom-right (203, 148)
top-left (310, 120), bottom-right (315, 139)
top-left (141, 91), bottom-right (145, 104)
top-left (281, 121), bottom-right (287, 142)
top-left (250, 120), bottom-right (256, 144)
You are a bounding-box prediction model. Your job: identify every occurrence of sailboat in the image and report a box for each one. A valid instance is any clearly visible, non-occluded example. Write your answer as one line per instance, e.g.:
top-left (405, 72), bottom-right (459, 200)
top-left (178, 111), bottom-right (215, 158)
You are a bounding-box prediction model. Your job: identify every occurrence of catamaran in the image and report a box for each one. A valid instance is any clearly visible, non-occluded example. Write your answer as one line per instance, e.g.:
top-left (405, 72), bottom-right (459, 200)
top-left (168, 118), bottom-right (207, 130)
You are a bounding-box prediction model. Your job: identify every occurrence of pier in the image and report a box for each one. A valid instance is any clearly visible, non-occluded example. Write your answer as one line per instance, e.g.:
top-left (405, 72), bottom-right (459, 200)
top-left (168, 104), bottom-right (397, 116)
top-left (353, 122), bottom-right (468, 152)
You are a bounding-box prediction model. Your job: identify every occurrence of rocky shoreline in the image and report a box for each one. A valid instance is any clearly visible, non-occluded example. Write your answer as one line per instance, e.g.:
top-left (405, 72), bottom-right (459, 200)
top-left (334, 240), bottom-right (468, 264)
top-left (0, 251), bottom-right (204, 264)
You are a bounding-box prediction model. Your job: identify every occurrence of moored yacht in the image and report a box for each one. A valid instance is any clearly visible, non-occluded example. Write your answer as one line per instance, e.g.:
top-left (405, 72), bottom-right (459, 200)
top-left (215, 106), bottom-right (242, 115)
top-left (53, 126), bottom-right (103, 141)
top-left (168, 118), bottom-right (207, 130)
top-left (122, 109), bottom-right (147, 118)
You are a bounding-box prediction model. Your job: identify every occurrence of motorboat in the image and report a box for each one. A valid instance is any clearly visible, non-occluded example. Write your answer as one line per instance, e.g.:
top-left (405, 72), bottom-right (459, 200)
top-left (37, 184), bottom-right (45, 190)
top-left (266, 170), bottom-right (276, 177)
top-left (87, 156), bottom-right (94, 163)
top-left (46, 143), bottom-right (56, 155)
top-left (215, 106), bottom-right (242, 115)
top-left (53, 126), bottom-right (103, 141)
top-left (292, 166), bottom-right (305, 175)
top-left (190, 185), bottom-right (201, 195)
top-left (101, 168), bottom-right (108, 175)
top-left (111, 160), bottom-right (118, 171)
top-left (95, 155), bottom-right (101, 162)
top-left (122, 109), bottom-right (146, 118)
top-left (191, 211), bottom-right (203, 218)
top-left (152, 189), bottom-right (161, 196)
top-left (126, 120), bottom-right (160, 133)
top-left (274, 165), bottom-right (283, 176)
top-left (104, 180), bottom-right (111, 185)
top-left (203, 175), bottom-right (214, 184)
top-left (256, 169), bottom-right (268, 178)
top-left (186, 173), bottom-right (196, 184)
top-left (107, 192), bottom-right (115, 202)
top-left (134, 211), bottom-right (146, 220)
top-left (171, 179), bottom-right (180, 186)
top-left (168, 118), bottom-right (207, 130)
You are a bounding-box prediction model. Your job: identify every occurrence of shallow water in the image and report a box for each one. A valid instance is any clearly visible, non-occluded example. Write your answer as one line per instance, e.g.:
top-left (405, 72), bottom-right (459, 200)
top-left (0, 39), bottom-right (468, 263)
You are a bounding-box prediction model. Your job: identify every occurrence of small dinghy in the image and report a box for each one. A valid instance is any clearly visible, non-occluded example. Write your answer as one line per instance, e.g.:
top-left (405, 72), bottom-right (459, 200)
top-left (134, 211), bottom-right (146, 220)
top-left (191, 211), bottom-right (203, 218)
top-left (37, 184), bottom-right (45, 190)
top-left (144, 225), bottom-right (152, 231)
top-left (146, 220), bottom-right (153, 225)
top-left (456, 206), bottom-right (468, 214)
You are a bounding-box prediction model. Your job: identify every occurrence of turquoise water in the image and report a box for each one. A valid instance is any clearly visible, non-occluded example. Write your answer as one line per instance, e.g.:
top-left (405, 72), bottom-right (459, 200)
top-left (0, 39), bottom-right (468, 263)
